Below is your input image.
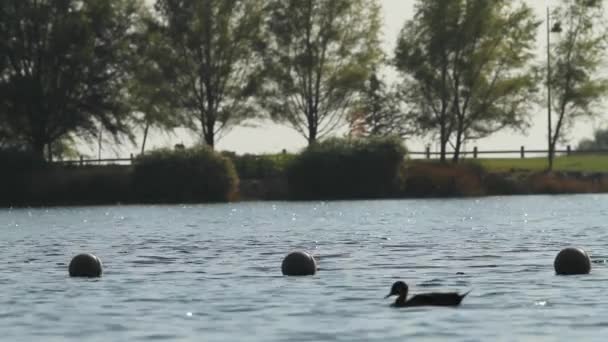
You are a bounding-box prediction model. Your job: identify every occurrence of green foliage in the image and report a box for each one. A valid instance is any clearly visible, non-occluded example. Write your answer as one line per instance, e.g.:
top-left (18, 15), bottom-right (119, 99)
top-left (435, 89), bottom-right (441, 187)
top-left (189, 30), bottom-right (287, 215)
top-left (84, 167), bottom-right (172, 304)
top-left (349, 73), bottom-right (412, 138)
top-left (27, 165), bottom-right (133, 206)
top-left (133, 146), bottom-right (238, 203)
top-left (0, 0), bottom-right (139, 159)
top-left (0, 148), bottom-right (132, 206)
top-left (402, 162), bottom-right (485, 197)
top-left (127, 7), bottom-right (186, 154)
top-left (0, 148), bottom-right (44, 171)
top-left (0, 125), bottom-right (19, 149)
top-left (527, 173), bottom-right (605, 194)
top-left (287, 137), bottom-right (407, 200)
top-left (395, 0), bottom-right (540, 162)
top-left (482, 172), bottom-right (525, 196)
top-left (262, 0), bottom-right (383, 144)
top-left (401, 160), bottom-right (608, 197)
top-left (578, 128), bottom-right (608, 151)
top-left (153, 0), bottom-right (266, 147)
top-left (49, 135), bottom-right (81, 161)
top-left (0, 148), bottom-right (45, 206)
top-left (223, 152), bottom-right (294, 179)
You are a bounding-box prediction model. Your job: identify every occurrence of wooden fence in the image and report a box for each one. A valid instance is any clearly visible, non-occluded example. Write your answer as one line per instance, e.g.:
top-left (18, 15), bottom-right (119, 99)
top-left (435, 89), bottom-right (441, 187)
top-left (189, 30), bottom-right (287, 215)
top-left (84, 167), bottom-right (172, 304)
top-left (53, 154), bottom-right (135, 166)
top-left (52, 145), bottom-right (608, 166)
top-left (409, 145), bottom-right (608, 159)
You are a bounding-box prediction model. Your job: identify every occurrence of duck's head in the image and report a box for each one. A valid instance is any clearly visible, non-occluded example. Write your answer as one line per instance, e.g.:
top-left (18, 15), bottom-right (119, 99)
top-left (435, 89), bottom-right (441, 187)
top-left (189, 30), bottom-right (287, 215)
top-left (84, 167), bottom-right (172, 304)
top-left (385, 281), bottom-right (408, 298)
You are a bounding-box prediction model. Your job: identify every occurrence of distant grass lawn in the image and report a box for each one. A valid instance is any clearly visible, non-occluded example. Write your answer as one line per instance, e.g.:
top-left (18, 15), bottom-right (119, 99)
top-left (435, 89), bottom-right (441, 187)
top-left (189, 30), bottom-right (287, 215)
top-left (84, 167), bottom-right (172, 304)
top-left (474, 154), bottom-right (608, 173)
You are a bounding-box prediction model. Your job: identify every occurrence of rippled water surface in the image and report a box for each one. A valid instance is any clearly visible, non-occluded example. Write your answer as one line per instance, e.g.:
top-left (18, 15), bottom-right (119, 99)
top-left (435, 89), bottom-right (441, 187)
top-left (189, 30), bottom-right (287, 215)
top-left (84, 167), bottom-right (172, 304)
top-left (2, 195), bottom-right (608, 341)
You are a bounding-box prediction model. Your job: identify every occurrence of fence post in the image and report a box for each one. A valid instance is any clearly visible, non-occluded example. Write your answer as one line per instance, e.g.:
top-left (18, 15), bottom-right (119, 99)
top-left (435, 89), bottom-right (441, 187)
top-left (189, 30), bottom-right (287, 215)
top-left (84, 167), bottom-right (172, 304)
top-left (130, 153), bottom-right (134, 164)
top-left (520, 146), bottom-right (525, 159)
top-left (567, 145), bottom-right (571, 156)
top-left (425, 146), bottom-right (431, 159)
top-left (473, 146), bottom-right (478, 159)
top-left (79, 155), bottom-right (84, 167)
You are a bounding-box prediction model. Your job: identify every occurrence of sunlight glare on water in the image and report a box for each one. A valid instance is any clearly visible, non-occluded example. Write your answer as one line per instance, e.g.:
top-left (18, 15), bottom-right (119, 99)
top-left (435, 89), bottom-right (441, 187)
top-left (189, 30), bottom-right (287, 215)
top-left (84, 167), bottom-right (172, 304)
top-left (1, 195), bottom-right (608, 341)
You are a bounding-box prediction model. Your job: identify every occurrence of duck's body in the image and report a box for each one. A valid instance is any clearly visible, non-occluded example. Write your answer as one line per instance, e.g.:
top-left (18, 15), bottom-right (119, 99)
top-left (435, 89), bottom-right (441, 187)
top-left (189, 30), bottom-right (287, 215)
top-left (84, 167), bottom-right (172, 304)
top-left (392, 291), bottom-right (470, 307)
top-left (386, 281), bottom-right (470, 308)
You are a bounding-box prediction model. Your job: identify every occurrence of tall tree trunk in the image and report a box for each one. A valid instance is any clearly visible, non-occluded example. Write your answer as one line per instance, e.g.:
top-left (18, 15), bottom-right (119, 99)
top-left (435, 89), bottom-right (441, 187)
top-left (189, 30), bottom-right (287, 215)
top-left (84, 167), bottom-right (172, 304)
top-left (452, 115), bottom-right (464, 163)
top-left (549, 107), bottom-right (567, 172)
top-left (200, 108), bottom-right (216, 149)
top-left (548, 67), bottom-right (573, 171)
top-left (452, 129), bottom-right (463, 163)
top-left (438, 57), bottom-right (449, 163)
top-left (451, 69), bottom-right (463, 164)
top-left (32, 139), bottom-right (45, 162)
top-left (204, 120), bottom-right (215, 148)
top-left (47, 142), bottom-right (53, 162)
top-left (439, 124), bottom-right (447, 163)
top-left (141, 121), bottom-right (150, 155)
top-left (548, 139), bottom-right (555, 171)
top-left (307, 125), bottom-right (317, 145)
top-left (307, 108), bottom-right (318, 145)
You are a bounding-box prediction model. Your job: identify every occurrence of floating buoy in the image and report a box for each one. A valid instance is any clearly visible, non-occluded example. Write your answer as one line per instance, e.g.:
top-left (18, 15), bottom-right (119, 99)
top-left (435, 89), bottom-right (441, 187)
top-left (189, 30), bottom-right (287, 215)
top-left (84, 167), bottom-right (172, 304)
top-left (554, 248), bottom-right (591, 275)
top-left (69, 253), bottom-right (103, 278)
top-left (281, 251), bottom-right (317, 276)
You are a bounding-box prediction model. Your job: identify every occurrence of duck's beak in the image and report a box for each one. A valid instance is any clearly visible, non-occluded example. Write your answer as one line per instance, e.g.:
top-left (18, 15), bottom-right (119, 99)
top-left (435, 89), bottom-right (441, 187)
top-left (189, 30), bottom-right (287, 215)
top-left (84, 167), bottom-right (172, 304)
top-left (384, 293), bottom-right (393, 299)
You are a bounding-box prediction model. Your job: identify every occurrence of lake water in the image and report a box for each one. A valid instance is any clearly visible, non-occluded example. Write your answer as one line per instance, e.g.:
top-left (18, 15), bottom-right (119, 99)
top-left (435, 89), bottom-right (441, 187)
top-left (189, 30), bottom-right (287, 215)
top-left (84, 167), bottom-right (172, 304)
top-left (1, 195), bottom-right (608, 341)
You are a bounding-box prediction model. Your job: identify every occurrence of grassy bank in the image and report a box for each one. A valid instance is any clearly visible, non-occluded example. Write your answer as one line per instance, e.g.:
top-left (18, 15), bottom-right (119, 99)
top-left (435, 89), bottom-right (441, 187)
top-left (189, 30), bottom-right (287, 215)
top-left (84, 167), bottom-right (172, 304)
top-left (234, 151), bottom-right (608, 200)
top-left (404, 160), bottom-right (608, 197)
top-left (476, 154), bottom-right (608, 173)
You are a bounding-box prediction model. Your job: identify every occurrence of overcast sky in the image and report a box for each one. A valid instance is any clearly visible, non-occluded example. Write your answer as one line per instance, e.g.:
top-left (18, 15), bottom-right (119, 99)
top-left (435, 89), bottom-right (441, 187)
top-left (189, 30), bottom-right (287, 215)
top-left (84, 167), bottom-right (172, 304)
top-left (97, 0), bottom-right (605, 157)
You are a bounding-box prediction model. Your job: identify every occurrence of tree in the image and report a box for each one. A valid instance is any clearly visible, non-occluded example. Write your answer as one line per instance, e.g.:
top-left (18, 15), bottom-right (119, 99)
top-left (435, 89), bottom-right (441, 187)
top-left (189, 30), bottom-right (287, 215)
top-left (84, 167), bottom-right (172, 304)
top-left (128, 10), bottom-right (185, 154)
top-left (262, 0), bottom-right (383, 145)
top-left (547, 0), bottom-right (608, 170)
top-left (577, 127), bottom-right (608, 151)
top-left (0, 124), bottom-right (18, 149)
top-left (395, 0), bottom-right (539, 162)
top-left (348, 73), bottom-right (412, 138)
top-left (0, 0), bottom-right (139, 160)
top-left (153, 0), bottom-right (265, 148)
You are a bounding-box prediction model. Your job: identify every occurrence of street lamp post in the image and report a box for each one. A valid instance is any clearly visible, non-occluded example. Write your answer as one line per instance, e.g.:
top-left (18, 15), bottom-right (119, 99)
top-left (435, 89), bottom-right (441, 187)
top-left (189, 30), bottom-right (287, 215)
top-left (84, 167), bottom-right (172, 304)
top-left (98, 124), bottom-right (102, 162)
top-left (546, 6), bottom-right (561, 171)
top-left (547, 7), bottom-right (553, 171)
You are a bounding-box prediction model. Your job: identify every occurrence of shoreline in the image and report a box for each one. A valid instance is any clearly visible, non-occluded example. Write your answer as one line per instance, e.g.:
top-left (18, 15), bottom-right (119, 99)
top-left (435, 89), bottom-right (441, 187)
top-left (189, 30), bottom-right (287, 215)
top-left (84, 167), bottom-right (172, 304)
top-left (3, 170), bottom-right (608, 209)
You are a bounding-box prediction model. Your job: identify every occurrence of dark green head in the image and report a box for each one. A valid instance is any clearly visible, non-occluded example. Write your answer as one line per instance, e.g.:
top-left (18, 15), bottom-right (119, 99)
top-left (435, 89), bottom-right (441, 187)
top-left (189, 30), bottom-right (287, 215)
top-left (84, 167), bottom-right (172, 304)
top-left (385, 281), bottom-right (409, 298)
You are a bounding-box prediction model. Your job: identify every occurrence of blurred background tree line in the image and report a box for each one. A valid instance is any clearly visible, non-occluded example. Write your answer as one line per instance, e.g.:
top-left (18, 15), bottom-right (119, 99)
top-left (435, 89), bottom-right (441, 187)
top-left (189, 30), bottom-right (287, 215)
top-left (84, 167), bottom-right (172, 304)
top-left (1, 0), bottom-right (607, 167)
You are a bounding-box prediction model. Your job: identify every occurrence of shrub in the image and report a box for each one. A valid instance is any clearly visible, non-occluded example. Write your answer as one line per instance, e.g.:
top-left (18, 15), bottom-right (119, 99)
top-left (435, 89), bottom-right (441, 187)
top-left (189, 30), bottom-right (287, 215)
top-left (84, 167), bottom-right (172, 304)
top-left (483, 172), bottom-right (526, 195)
top-left (527, 173), bottom-right (596, 194)
top-left (287, 136), bottom-right (407, 200)
top-left (0, 148), bottom-right (45, 206)
top-left (402, 162), bottom-right (485, 197)
top-left (133, 146), bottom-right (238, 203)
top-left (27, 165), bottom-right (133, 206)
top-left (223, 152), bottom-right (294, 179)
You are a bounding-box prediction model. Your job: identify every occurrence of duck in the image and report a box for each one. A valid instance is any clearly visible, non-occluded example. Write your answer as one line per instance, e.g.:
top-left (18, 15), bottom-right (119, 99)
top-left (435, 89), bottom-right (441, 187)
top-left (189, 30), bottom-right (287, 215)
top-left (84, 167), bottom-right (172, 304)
top-left (385, 281), bottom-right (470, 307)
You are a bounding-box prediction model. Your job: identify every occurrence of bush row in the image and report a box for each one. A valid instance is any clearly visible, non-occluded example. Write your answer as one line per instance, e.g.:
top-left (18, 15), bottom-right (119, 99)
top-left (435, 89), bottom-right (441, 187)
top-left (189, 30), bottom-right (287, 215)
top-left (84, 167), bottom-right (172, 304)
top-left (3, 138), bottom-right (607, 206)
top-left (0, 146), bottom-right (238, 206)
top-left (133, 147), bottom-right (238, 203)
top-left (0, 148), bottom-right (46, 206)
top-left (221, 151), bottom-right (294, 180)
top-left (287, 137), bottom-right (407, 200)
